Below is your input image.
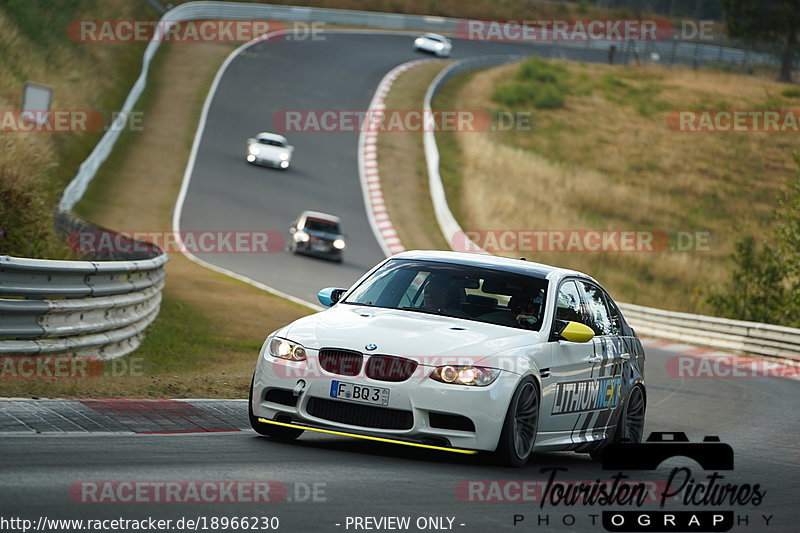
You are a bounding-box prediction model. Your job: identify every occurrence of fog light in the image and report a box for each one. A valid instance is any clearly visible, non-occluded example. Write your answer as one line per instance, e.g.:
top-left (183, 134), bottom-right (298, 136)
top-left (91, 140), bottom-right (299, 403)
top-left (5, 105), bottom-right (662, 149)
top-left (247, 154), bottom-right (256, 163)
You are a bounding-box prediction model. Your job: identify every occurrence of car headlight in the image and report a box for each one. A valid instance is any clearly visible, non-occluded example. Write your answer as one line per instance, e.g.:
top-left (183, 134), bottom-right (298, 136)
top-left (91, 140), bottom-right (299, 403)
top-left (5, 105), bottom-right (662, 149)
top-left (429, 365), bottom-right (500, 387)
top-left (293, 230), bottom-right (309, 242)
top-left (278, 152), bottom-right (289, 160)
top-left (415, 38), bottom-right (423, 44)
top-left (268, 337), bottom-right (307, 361)
top-left (333, 238), bottom-right (345, 250)
top-left (248, 144), bottom-right (260, 155)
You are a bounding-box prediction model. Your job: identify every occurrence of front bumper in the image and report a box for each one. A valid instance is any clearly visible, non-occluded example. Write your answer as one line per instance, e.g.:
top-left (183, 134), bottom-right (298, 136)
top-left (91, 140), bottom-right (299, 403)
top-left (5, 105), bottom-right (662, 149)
top-left (246, 154), bottom-right (290, 169)
top-left (293, 241), bottom-right (343, 259)
top-left (252, 348), bottom-right (518, 452)
top-left (256, 418), bottom-right (478, 455)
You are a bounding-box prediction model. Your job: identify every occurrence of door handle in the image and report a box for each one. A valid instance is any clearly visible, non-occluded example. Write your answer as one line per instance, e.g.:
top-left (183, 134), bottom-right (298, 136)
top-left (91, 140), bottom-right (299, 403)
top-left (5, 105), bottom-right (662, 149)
top-left (588, 355), bottom-right (602, 363)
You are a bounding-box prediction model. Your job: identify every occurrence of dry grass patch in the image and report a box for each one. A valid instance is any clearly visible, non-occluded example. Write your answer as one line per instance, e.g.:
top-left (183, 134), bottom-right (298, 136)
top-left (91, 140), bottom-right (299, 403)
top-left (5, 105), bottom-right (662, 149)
top-left (436, 60), bottom-right (798, 313)
top-left (0, 0), bottom-right (149, 257)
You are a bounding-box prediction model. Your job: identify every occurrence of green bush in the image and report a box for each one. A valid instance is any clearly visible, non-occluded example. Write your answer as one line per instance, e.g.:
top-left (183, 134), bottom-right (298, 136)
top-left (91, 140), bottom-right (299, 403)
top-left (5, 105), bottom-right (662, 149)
top-left (707, 152), bottom-right (800, 327)
top-left (491, 57), bottom-right (568, 110)
top-left (533, 85), bottom-right (566, 109)
top-left (492, 82), bottom-right (538, 107)
top-left (517, 57), bottom-right (566, 84)
top-left (782, 87), bottom-right (800, 99)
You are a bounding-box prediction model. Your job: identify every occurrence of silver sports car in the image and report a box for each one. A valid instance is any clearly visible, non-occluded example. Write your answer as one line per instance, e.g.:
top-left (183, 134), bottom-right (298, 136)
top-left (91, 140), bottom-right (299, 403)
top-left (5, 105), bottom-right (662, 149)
top-left (246, 132), bottom-right (293, 170)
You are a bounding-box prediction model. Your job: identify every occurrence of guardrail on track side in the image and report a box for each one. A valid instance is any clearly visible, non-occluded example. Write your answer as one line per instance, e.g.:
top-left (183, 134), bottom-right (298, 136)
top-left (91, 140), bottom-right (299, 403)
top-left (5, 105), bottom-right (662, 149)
top-left (2, 210), bottom-right (167, 359)
top-left (421, 55), bottom-right (800, 363)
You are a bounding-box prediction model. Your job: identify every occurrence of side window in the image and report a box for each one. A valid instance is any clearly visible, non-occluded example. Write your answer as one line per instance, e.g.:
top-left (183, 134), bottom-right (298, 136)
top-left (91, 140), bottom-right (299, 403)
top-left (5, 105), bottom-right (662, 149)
top-left (604, 293), bottom-right (623, 336)
top-left (555, 281), bottom-right (583, 324)
top-left (579, 281), bottom-right (614, 336)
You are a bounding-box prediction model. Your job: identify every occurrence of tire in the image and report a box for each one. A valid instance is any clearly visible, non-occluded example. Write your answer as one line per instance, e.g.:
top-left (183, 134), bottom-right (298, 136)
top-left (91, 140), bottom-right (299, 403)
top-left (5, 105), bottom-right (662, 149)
top-left (248, 375), bottom-right (304, 440)
top-left (590, 384), bottom-right (645, 461)
top-left (494, 377), bottom-right (540, 467)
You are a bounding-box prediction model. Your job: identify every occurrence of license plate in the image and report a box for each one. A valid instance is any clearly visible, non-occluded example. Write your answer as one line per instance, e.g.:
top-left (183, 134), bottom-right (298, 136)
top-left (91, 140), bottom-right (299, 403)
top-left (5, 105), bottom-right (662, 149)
top-left (311, 242), bottom-right (329, 251)
top-left (330, 380), bottom-right (389, 406)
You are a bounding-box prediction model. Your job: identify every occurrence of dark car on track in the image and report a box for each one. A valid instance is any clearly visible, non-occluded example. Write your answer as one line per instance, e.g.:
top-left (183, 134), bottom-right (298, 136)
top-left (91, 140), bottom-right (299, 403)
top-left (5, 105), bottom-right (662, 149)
top-left (288, 211), bottom-right (346, 262)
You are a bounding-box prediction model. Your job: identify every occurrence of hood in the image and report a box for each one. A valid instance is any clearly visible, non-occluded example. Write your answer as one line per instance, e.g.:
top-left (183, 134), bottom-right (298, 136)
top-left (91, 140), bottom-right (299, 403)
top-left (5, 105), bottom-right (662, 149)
top-left (305, 229), bottom-right (343, 241)
top-left (252, 143), bottom-right (289, 158)
top-left (278, 304), bottom-right (545, 367)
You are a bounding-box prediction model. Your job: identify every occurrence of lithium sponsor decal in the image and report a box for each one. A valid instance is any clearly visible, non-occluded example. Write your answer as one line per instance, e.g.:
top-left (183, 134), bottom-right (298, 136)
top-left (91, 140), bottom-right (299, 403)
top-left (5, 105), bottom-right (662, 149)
top-left (552, 376), bottom-right (621, 415)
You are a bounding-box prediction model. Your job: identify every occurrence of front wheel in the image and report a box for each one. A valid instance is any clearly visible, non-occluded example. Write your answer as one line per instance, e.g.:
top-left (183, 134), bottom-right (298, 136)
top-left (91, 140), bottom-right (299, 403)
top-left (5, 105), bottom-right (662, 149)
top-left (248, 375), bottom-right (304, 440)
top-left (494, 377), bottom-right (539, 467)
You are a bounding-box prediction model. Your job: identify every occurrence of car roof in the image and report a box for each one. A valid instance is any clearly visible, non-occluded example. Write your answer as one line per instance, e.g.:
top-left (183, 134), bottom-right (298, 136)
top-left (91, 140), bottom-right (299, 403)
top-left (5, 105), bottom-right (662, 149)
top-left (300, 210), bottom-right (341, 223)
top-left (422, 33), bottom-right (447, 40)
top-left (390, 250), bottom-right (596, 283)
top-left (255, 132), bottom-right (288, 143)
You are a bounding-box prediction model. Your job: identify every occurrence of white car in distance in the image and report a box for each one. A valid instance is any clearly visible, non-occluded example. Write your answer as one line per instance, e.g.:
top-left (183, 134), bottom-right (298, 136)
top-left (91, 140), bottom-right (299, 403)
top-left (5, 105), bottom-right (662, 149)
top-left (246, 132), bottom-right (293, 170)
top-left (413, 33), bottom-right (452, 57)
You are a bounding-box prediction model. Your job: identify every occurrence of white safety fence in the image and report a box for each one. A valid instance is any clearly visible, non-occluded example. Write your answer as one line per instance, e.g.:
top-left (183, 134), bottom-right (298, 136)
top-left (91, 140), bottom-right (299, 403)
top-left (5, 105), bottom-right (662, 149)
top-left (421, 55), bottom-right (800, 363)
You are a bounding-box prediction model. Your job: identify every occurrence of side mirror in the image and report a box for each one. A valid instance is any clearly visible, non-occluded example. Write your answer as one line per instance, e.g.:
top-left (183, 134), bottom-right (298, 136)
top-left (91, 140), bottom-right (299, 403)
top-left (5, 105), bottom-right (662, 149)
top-left (247, 137), bottom-right (255, 144)
top-left (317, 287), bottom-right (347, 307)
top-left (558, 321), bottom-right (595, 343)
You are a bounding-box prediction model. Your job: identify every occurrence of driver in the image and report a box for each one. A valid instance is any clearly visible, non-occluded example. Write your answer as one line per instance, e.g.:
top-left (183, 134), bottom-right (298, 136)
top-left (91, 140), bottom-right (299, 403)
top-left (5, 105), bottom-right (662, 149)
top-left (508, 294), bottom-right (543, 329)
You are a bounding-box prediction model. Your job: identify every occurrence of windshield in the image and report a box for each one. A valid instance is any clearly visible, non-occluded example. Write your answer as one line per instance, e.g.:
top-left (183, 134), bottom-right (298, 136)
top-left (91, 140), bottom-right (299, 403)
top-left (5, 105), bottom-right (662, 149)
top-left (342, 259), bottom-right (548, 330)
top-left (304, 217), bottom-right (340, 234)
top-left (258, 138), bottom-right (287, 147)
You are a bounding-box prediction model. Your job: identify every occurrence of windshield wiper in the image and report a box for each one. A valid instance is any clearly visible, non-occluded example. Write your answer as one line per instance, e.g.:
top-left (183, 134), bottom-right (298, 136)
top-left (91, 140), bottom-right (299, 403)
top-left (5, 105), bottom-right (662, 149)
top-left (341, 302), bottom-right (382, 308)
top-left (400, 306), bottom-right (449, 317)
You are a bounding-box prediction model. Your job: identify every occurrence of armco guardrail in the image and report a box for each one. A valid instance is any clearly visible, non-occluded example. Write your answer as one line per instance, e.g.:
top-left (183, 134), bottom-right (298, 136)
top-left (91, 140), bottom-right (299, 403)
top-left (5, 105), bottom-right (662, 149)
top-left (0, 251), bottom-right (166, 358)
top-left (619, 302), bottom-right (800, 361)
top-left (422, 55), bottom-right (800, 362)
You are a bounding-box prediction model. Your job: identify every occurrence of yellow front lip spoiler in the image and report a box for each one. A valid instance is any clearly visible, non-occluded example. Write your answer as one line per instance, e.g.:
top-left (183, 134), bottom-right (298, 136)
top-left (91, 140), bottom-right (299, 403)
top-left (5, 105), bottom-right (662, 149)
top-left (257, 418), bottom-right (478, 455)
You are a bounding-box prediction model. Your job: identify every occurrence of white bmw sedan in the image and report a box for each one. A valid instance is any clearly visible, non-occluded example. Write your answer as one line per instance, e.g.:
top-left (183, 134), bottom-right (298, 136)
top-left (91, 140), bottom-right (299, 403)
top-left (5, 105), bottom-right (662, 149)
top-left (246, 132), bottom-right (293, 169)
top-left (249, 251), bottom-right (646, 466)
top-left (413, 33), bottom-right (452, 57)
